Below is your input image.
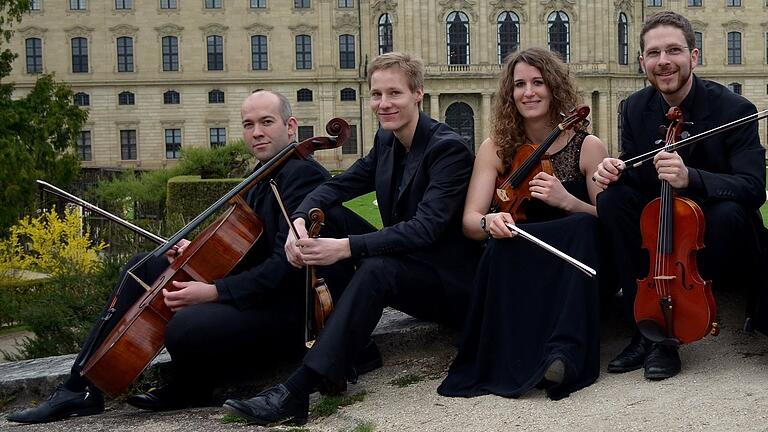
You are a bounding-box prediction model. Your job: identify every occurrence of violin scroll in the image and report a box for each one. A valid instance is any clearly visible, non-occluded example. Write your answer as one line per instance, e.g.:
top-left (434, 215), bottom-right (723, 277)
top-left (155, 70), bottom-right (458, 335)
top-left (558, 105), bottom-right (591, 132)
top-left (294, 118), bottom-right (350, 158)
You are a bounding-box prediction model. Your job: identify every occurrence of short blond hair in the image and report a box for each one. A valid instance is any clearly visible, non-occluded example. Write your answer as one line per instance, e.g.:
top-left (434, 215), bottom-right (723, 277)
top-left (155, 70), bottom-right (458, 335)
top-left (366, 52), bottom-right (424, 92)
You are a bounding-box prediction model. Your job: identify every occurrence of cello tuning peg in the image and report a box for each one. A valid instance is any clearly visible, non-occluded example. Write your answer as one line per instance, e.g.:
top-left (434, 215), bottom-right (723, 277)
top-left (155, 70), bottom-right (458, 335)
top-left (680, 131), bottom-right (691, 140)
top-left (654, 139), bottom-right (664, 146)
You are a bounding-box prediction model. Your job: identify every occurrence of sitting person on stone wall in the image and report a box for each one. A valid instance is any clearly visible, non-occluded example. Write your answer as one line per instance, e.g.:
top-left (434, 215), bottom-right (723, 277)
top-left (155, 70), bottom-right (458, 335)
top-left (6, 90), bottom-right (377, 424)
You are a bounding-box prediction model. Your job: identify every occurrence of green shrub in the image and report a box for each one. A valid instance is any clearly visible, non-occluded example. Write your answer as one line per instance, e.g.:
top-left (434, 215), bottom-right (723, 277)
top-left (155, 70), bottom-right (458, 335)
top-left (177, 141), bottom-right (253, 179)
top-left (0, 279), bottom-right (45, 328)
top-left (166, 176), bottom-right (243, 224)
top-left (4, 255), bottom-right (122, 360)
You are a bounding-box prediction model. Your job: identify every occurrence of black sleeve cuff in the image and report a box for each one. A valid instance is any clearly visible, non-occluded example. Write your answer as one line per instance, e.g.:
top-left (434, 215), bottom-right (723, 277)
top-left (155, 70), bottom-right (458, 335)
top-left (348, 234), bottom-right (369, 259)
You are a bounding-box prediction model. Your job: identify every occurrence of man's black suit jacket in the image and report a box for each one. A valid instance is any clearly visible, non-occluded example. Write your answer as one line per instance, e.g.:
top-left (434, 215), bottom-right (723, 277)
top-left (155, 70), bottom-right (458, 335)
top-left (618, 74), bottom-right (765, 210)
top-left (215, 157), bottom-right (372, 311)
top-left (295, 112), bottom-right (480, 294)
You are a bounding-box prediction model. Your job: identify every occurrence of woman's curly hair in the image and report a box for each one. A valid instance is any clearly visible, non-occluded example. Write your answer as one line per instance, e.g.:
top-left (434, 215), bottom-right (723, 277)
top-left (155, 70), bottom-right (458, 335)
top-left (492, 47), bottom-right (582, 167)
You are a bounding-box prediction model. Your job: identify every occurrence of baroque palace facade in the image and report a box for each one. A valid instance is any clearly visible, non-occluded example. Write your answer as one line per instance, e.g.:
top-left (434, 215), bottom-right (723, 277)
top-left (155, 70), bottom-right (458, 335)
top-left (8, 0), bottom-right (768, 171)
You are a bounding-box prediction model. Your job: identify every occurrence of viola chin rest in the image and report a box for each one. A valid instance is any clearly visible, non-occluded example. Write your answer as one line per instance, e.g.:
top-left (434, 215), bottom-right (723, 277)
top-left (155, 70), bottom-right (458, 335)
top-left (637, 320), bottom-right (681, 347)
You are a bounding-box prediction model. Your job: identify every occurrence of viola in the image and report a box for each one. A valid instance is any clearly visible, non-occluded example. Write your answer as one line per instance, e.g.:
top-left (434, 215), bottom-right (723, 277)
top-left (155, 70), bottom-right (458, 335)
top-left (304, 208), bottom-right (333, 349)
top-left (80, 118), bottom-right (351, 397)
top-left (492, 105), bottom-right (590, 221)
top-left (634, 107), bottom-right (718, 345)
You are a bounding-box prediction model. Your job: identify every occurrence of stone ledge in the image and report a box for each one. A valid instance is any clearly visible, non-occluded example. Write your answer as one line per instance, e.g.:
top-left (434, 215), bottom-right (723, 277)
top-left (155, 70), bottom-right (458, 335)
top-left (0, 308), bottom-right (445, 402)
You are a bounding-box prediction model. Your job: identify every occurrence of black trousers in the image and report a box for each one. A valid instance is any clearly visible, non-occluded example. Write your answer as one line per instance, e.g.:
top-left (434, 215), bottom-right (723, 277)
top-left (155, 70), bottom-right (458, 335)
top-left (303, 254), bottom-right (470, 383)
top-left (69, 253), bottom-right (304, 394)
top-left (597, 183), bottom-right (764, 325)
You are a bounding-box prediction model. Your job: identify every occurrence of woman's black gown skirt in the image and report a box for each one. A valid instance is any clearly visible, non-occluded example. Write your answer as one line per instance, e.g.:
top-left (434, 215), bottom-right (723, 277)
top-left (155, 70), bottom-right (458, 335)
top-left (438, 213), bottom-right (600, 401)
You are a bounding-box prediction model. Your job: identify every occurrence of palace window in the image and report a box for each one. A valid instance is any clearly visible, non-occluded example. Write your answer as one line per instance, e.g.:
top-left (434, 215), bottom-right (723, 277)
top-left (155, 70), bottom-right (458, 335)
top-left (120, 129), bottom-right (137, 160)
top-left (118, 91), bottom-right (135, 105)
top-left (205, 0), bottom-right (222, 9)
top-left (498, 12), bottom-right (519, 64)
top-left (25, 38), bottom-right (43, 74)
top-left (339, 34), bottom-right (355, 69)
top-left (251, 0), bottom-right (266, 7)
top-left (298, 126), bottom-right (313, 142)
top-left (694, 31), bottom-right (703, 65)
top-left (162, 36), bottom-right (179, 71)
top-left (446, 11), bottom-right (469, 65)
top-left (378, 14), bottom-right (393, 55)
top-left (727, 31), bottom-right (741, 65)
top-left (115, 0), bottom-right (132, 10)
top-left (116, 37), bottom-right (134, 72)
top-left (251, 35), bottom-right (268, 70)
top-left (163, 90), bottom-right (180, 105)
top-left (71, 37), bottom-right (88, 73)
top-left (295, 0), bottom-right (309, 8)
top-left (165, 128), bottom-right (182, 159)
top-left (210, 128), bottom-right (226, 148)
top-left (77, 131), bottom-right (92, 161)
top-left (160, 0), bottom-right (177, 9)
top-left (209, 89), bottom-right (225, 103)
top-left (340, 88), bottom-right (356, 101)
top-left (207, 35), bottom-right (224, 71)
top-left (69, 0), bottom-right (86, 10)
top-left (297, 88), bottom-right (313, 102)
top-left (296, 35), bottom-right (312, 69)
top-left (342, 125), bottom-right (357, 154)
top-left (548, 11), bottom-right (570, 63)
top-left (618, 13), bottom-right (629, 65)
top-left (74, 92), bottom-right (90, 106)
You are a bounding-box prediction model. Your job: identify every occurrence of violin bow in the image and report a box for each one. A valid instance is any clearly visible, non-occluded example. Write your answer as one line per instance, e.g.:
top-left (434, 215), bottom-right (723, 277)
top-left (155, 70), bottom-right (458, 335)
top-left (622, 109), bottom-right (768, 170)
top-left (504, 223), bottom-right (596, 278)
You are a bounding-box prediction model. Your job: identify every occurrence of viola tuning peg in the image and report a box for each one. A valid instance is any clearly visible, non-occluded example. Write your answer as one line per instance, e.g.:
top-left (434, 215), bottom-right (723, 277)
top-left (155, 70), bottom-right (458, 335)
top-left (581, 119), bottom-right (591, 128)
top-left (654, 139), bottom-right (664, 146)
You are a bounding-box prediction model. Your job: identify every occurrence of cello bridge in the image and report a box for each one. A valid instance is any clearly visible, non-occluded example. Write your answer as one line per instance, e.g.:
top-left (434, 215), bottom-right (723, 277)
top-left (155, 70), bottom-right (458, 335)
top-left (652, 275), bottom-right (676, 281)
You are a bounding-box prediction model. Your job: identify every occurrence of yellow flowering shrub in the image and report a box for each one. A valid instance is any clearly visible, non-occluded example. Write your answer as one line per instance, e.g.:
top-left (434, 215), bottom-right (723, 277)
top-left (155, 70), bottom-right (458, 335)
top-left (0, 207), bottom-right (107, 280)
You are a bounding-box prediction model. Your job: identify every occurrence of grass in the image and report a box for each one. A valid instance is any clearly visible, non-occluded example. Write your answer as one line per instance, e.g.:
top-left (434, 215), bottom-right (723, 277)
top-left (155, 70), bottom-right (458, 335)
top-left (761, 200), bottom-right (767, 226)
top-left (310, 390), bottom-right (367, 418)
top-left (388, 373), bottom-right (425, 388)
top-left (344, 192), bottom-right (382, 229)
top-left (350, 421), bottom-right (376, 432)
top-left (220, 414), bottom-right (248, 424)
top-left (0, 324), bottom-right (29, 337)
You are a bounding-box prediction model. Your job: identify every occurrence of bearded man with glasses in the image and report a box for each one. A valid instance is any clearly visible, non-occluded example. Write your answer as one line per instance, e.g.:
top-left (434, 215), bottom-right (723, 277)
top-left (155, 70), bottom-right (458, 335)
top-left (592, 11), bottom-right (768, 380)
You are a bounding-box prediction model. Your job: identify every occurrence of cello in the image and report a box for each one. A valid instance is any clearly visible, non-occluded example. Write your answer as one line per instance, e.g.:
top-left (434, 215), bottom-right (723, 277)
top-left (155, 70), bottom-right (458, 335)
top-left (492, 105), bottom-right (590, 220)
top-left (634, 107), bottom-right (718, 345)
top-left (80, 118), bottom-right (351, 396)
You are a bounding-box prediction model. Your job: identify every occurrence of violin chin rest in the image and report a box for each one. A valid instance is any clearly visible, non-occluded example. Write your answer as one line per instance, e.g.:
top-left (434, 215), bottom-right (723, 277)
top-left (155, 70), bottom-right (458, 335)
top-left (637, 320), bottom-right (680, 347)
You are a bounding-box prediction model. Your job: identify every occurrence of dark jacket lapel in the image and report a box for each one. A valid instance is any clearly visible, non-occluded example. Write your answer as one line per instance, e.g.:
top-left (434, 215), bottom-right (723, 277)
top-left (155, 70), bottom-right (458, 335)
top-left (396, 112), bottom-right (431, 205)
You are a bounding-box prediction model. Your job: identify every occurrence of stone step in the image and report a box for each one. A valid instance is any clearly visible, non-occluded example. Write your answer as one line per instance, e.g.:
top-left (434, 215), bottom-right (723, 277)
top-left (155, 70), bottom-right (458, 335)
top-left (0, 308), bottom-right (443, 402)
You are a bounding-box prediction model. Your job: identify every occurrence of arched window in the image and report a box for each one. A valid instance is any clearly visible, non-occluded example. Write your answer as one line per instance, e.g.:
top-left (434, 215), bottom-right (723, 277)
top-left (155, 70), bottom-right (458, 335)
top-left (618, 13), bottom-right (628, 65)
top-left (446, 11), bottom-right (469, 65)
top-left (378, 14), bottom-right (393, 54)
top-left (163, 90), bottom-right (180, 104)
top-left (340, 88), bottom-right (356, 101)
top-left (118, 91), bottom-right (135, 105)
top-left (74, 92), bottom-right (90, 107)
top-left (445, 102), bottom-right (475, 151)
top-left (297, 88), bottom-right (313, 102)
top-left (497, 12), bottom-right (519, 64)
top-left (727, 31), bottom-right (741, 65)
top-left (116, 36), bottom-right (134, 72)
top-left (208, 89), bottom-right (225, 104)
top-left (547, 11), bottom-right (569, 63)
top-left (727, 82), bottom-right (742, 95)
top-left (694, 31), bottom-right (703, 65)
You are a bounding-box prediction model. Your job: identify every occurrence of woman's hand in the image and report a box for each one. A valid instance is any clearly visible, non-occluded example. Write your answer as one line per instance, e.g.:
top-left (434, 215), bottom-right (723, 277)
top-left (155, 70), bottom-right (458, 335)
top-left (485, 212), bottom-right (516, 239)
top-left (529, 171), bottom-right (573, 211)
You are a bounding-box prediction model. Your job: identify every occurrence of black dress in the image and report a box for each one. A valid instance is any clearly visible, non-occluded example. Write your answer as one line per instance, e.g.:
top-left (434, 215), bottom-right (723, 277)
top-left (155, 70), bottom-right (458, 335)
top-left (437, 132), bottom-right (600, 401)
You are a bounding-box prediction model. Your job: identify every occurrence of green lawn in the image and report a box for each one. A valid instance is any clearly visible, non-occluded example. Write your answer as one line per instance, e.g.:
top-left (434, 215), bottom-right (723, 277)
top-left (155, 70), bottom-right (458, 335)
top-left (344, 192), bottom-right (382, 229)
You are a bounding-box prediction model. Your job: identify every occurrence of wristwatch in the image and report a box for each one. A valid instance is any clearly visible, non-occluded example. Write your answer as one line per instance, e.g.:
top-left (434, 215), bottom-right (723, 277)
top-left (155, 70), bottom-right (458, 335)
top-left (480, 215), bottom-right (488, 233)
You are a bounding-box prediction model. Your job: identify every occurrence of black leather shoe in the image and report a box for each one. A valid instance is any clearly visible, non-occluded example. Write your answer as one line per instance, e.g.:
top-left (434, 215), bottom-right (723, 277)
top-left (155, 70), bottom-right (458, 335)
top-left (127, 384), bottom-right (210, 412)
top-left (644, 344), bottom-right (681, 380)
top-left (223, 384), bottom-right (309, 426)
top-left (607, 334), bottom-right (652, 373)
top-left (6, 385), bottom-right (104, 424)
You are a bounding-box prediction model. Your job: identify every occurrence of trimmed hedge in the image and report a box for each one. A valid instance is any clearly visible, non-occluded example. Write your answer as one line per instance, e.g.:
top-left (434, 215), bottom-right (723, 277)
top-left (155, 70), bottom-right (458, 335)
top-left (165, 176), bottom-right (243, 224)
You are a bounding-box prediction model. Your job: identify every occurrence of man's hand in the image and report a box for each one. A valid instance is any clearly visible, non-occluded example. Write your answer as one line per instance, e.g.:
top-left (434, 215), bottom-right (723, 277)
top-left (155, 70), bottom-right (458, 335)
top-left (592, 157), bottom-right (625, 190)
top-left (163, 281), bottom-right (218, 311)
top-left (296, 237), bottom-right (351, 266)
top-left (654, 150), bottom-right (689, 189)
top-left (285, 218), bottom-right (309, 268)
top-left (164, 239), bottom-right (191, 264)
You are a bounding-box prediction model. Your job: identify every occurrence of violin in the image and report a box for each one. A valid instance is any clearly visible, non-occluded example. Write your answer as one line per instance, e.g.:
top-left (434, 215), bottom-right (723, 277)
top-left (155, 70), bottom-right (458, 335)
top-left (304, 208), bottom-right (333, 349)
top-left (492, 105), bottom-right (590, 221)
top-left (634, 107), bottom-right (718, 345)
top-left (80, 118), bottom-right (351, 397)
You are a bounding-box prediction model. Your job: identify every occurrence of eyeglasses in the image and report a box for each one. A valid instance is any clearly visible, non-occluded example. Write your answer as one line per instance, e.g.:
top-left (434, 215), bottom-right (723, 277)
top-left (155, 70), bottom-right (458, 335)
top-left (643, 46), bottom-right (690, 59)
